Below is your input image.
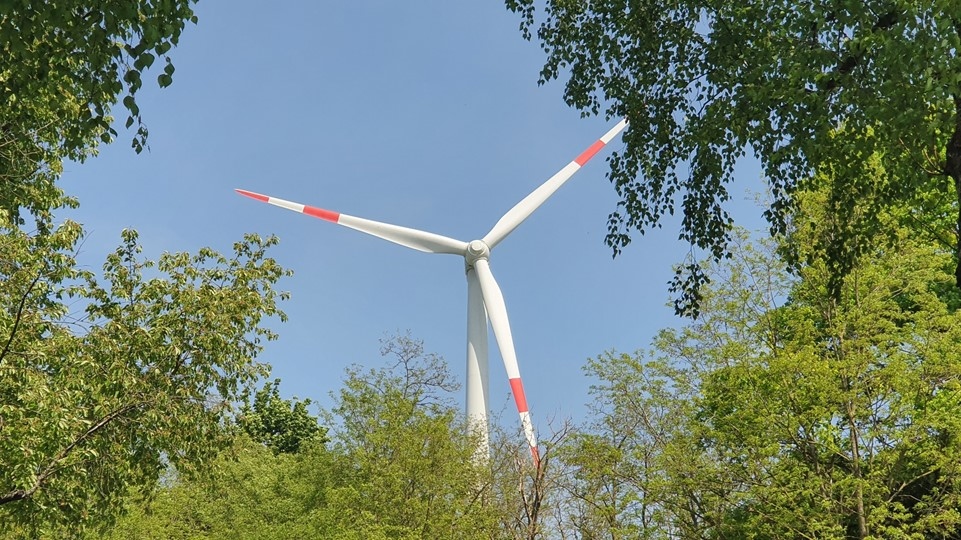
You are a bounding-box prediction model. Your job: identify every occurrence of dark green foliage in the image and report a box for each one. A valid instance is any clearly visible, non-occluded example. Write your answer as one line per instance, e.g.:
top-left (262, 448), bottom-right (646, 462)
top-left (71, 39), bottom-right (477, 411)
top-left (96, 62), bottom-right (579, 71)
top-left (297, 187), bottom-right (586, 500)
top-left (239, 379), bottom-right (326, 454)
top-left (0, 1), bottom-right (198, 228)
top-left (0, 0), bottom-right (198, 157)
top-left (506, 0), bottom-right (961, 315)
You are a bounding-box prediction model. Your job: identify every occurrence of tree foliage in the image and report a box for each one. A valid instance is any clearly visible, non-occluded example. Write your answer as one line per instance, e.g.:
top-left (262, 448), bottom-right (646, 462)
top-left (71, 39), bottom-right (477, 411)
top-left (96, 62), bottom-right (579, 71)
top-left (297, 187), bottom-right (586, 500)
top-left (487, 420), bottom-right (573, 540)
top-left (0, 2), bottom-right (279, 535)
top-left (0, 225), bottom-right (288, 536)
top-left (96, 411), bottom-right (329, 540)
top-left (239, 379), bottom-right (326, 455)
top-left (557, 221), bottom-right (961, 538)
top-left (93, 336), bottom-right (504, 539)
top-left (506, 0), bottom-right (961, 315)
top-left (322, 334), bottom-right (497, 538)
top-left (0, 0), bottom-right (197, 226)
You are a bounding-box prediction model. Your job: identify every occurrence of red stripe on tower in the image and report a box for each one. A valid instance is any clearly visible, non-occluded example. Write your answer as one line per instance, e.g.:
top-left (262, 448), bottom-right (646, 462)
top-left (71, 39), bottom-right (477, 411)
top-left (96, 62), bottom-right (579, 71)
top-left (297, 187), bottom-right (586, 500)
top-left (303, 205), bottom-right (341, 223)
top-left (574, 140), bottom-right (605, 166)
top-left (509, 377), bottom-right (529, 412)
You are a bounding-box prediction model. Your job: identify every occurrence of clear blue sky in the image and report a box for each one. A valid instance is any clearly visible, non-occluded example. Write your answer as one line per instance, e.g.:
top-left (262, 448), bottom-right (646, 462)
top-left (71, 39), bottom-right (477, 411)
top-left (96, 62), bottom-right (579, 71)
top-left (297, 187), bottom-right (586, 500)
top-left (62, 2), bottom-right (766, 428)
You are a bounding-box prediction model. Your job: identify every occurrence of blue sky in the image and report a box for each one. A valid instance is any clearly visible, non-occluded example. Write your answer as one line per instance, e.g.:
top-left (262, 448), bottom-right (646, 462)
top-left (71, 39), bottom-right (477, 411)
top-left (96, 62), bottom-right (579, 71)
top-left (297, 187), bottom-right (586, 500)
top-left (62, 2), bottom-right (767, 428)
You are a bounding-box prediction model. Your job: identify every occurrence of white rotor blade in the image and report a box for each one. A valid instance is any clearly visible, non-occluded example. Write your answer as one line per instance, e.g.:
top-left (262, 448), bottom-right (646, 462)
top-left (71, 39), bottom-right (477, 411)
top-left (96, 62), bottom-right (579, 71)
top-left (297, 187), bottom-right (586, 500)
top-left (472, 259), bottom-right (540, 467)
top-left (465, 268), bottom-right (490, 463)
top-left (482, 119), bottom-right (628, 249)
top-left (236, 189), bottom-right (468, 255)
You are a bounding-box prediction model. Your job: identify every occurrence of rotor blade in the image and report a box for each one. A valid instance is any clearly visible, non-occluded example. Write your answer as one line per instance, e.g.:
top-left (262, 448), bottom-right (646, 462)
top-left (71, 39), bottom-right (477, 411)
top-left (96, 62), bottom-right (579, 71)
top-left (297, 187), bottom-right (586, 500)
top-left (465, 268), bottom-right (490, 463)
top-left (236, 189), bottom-right (468, 255)
top-left (482, 119), bottom-right (628, 249)
top-left (472, 259), bottom-right (540, 467)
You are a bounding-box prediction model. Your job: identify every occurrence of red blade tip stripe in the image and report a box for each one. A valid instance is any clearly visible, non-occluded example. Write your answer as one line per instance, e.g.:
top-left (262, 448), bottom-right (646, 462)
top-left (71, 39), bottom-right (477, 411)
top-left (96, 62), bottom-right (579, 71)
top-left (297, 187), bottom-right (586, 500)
top-left (303, 205), bottom-right (341, 223)
top-left (509, 377), bottom-right (529, 412)
top-left (236, 189), bottom-right (269, 202)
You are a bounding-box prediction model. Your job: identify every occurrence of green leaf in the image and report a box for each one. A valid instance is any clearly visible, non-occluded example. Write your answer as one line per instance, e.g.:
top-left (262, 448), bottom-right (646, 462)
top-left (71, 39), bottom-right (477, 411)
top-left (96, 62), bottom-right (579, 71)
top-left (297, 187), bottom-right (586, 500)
top-left (133, 52), bottom-right (155, 71)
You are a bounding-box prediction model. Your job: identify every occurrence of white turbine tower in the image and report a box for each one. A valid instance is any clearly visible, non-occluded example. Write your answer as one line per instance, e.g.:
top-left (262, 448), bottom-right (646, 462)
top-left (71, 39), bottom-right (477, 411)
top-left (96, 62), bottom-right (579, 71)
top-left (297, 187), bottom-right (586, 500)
top-left (237, 119), bottom-right (627, 466)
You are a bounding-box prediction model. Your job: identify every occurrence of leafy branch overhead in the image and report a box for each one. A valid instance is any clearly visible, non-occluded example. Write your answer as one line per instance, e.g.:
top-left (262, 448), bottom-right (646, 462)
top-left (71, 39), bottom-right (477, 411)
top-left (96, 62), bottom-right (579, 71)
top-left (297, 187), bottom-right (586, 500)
top-left (507, 0), bottom-right (961, 315)
top-left (0, 1), bottom-right (197, 172)
top-left (1, 1), bottom-right (199, 229)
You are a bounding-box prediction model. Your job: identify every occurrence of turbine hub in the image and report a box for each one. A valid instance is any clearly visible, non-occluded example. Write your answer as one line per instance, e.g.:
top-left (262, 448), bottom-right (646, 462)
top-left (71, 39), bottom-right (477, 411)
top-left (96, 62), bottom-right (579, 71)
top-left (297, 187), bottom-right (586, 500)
top-left (465, 240), bottom-right (490, 267)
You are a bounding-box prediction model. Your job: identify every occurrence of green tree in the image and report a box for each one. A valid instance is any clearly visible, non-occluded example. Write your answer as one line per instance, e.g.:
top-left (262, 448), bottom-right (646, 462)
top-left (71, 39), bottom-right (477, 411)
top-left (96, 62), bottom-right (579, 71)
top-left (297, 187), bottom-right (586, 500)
top-left (0, 0), bottom-right (198, 162)
top-left (317, 334), bottom-right (497, 539)
top-left (1, 1), bottom-right (198, 230)
top-left (0, 227), bottom-right (288, 537)
top-left (95, 335), bottom-right (506, 539)
top-left (239, 379), bottom-right (326, 455)
top-left (1, 1), bottom-right (199, 227)
top-left (0, 2), bottom-right (298, 536)
top-left (562, 222), bottom-right (961, 538)
top-left (506, 0), bottom-right (961, 314)
top-left (487, 420), bottom-right (573, 540)
top-left (555, 353), bottom-right (693, 539)
top-left (98, 428), bottom-right (330, 539)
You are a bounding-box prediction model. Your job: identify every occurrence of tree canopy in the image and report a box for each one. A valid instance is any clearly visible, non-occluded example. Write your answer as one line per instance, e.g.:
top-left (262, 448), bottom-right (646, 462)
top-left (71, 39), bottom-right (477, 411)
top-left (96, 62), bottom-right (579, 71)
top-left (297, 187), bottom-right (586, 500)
top-left (0, 2), bottom-right (300, 535)
top-left (506, 0), bottom-right (961, 315)
top-left (0, 226), bottom-right (289, 536)
top-left (94, 336), bottom-right (503, 540)
top-left (80, 200), bottom-right (961, 539)
top-left (238, 379), bottom-right (326, 455)
top-left (555, 215), bottom-right (961, 537)
top-left (1, 0), bottom-right (197, 226)
top-left (6, 1), bottom-right (961, 537)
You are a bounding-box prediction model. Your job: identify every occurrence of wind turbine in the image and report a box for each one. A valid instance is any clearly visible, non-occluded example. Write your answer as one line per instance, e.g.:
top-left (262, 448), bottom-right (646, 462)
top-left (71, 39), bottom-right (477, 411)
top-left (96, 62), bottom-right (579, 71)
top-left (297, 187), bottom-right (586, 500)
top-left (237, 119), bottom-right (627, 466)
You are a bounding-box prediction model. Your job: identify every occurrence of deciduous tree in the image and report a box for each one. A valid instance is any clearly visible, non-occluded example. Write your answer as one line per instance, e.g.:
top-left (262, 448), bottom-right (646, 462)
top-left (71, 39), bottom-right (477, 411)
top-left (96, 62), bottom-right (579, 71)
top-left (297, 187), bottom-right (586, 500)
top-left (1, 1), bottom-right (198, 228)
top-left (95, 335), bottom-right (506, 539)
top-left (239, 379), bottom-right (326, 455)
top-left (506, 0), bottom-right (961, 314)
top-left (561, 220), bottom-right (961, 538)
top-left (0, 228), bottom-right (288, 536)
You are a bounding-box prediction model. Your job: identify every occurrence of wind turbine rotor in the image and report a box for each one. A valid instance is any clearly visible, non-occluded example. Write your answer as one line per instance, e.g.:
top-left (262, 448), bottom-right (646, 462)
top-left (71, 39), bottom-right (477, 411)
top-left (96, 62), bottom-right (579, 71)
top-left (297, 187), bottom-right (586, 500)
top-left (235, 189), bottom-right (468, 255)
top-left (482, 118), bottom-right (628, 249)
top-left (235, 119), bottom-right (628, 470)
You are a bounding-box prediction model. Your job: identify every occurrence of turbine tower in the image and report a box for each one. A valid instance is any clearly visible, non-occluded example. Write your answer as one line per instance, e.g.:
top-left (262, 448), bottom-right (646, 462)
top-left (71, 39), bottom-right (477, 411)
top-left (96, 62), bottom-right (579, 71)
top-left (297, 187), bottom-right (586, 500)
top-left (237, 119), bottom-right (627, 466)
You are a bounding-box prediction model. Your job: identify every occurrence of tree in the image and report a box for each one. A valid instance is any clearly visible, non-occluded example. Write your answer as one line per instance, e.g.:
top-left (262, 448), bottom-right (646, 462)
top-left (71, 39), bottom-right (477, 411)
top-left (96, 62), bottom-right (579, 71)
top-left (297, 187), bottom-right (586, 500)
top-left (1, 1), bottom-right (198, 231)
top-left (0, 1), bottom-right (197, 153)
top-left (554, 353), bottom-right (693, 539)
top-left (505, 0), bottom-right (961, 314)
top-left (488, 420), bottom-right (573, 540)
top-left (0, 2), bottom-right (304, 536)
top-left (561, 218), bottom-right (961, 538)
top-left (318, 334), bottom-right (497, 538)
top-left (95, 335), bottom-right (506, 539)
top-left (238, 379), bottom-right (326, 454)
top-left (0, 227), bottom-right (289, 537)
top-left (96, 409), bottom-right (330, 540)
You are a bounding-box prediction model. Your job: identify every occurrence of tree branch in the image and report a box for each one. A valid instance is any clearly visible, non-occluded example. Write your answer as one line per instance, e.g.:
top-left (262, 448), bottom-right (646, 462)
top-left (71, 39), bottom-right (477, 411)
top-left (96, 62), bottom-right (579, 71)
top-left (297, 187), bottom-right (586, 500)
top-left (0, 271), bottom-right (42, 366)
top-left (0, 401), bottom-right (145, 505)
